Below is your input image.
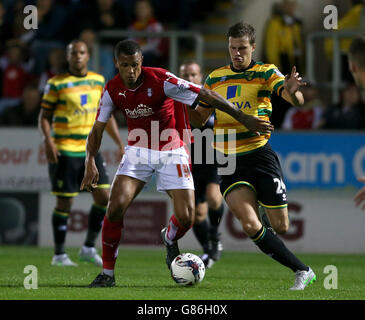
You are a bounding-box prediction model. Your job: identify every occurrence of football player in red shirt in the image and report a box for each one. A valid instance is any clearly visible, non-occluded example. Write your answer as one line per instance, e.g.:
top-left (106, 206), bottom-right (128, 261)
top-left (81, 39), bottom-right (273, 287)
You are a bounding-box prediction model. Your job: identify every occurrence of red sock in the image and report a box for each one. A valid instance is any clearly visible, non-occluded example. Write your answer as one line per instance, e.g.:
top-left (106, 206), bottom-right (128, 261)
top-left (101, 216), bottom-right (123, 270)
top-left (166, 214), bottom-right (191, 242)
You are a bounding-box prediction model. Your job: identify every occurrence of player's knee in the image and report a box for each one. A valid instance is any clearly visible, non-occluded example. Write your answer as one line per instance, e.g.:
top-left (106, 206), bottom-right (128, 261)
top-left (96, 197), bottom-right (109, 208)
top-left (195, 205), bottom-right (207, 222)
top-left (93, 189), bottom-right (110, 207)
top-left (272, 219), bottom-right (289, 234)
top-left (207, 197), bottom-right (222, 210)
top-left (241, 221), bottom-right (261, 237)
top-left (56, 197), bottom-right (73, 212)
top-left (99, 192), bottom-right (110, 207)
top-left (176, 205), bottom-right (195, 228)
top-left (106, 197), bottom-right (128, 221)
top-left (206, 188), bottom-right (222, 210)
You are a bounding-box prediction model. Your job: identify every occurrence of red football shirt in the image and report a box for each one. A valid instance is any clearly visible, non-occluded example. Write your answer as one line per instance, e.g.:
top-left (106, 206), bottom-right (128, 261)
top-left (97, 67), bottom-right (200, 150)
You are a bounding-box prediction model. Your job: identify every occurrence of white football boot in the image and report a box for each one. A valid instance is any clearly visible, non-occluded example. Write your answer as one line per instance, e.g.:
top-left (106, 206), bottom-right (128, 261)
top-left (51, 253), bottom-right (78, 267)
top-left (290, 267), bottom-right (316, 290)
top-left (79, 246), bottom-right (103, 267)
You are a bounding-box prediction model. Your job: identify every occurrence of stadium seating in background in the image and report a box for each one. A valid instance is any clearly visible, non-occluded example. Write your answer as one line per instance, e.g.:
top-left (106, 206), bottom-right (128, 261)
top-left (79, 28), bottom-right (117, 82)
top-left (0, 83), bottom-right (41, 126)
top-left (324, 0), bottom-right (365, 82)
top-left (0, 41), bottom-right (35, 113)
top-left (319, 83), bottom-right (365, 129)
top-left (263, 0), bottom-right (305, 75)
top-left (38, 47), bottom-right (67, 93)
top-left (282, 85), bottom-right (325, 130)
top-left (128, 0), bottom-right (167, 67)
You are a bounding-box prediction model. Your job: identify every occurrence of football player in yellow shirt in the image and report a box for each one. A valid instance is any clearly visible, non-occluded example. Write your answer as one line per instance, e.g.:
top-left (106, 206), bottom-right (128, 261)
top-left (39, 40), bottom-right (124, 267)
top-left (192, 22), bottom-right (316, 290)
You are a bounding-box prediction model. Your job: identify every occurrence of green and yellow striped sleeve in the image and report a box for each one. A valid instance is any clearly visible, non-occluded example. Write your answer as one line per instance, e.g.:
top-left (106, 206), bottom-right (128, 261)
top-left (41, 80), bottom-right (59, 110)
top-left (265, 64), bottom-right (285, 96)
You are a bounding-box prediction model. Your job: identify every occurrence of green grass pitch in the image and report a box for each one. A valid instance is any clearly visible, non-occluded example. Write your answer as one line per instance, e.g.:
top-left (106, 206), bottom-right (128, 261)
top-left (1, 246), bottom-right (365, 300)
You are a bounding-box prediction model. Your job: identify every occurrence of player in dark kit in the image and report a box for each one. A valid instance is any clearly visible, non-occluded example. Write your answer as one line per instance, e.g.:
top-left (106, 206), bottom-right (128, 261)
top-left (192, 22), bottom-right (316, 290)
top-left (179, 61), bottom-right (224, 268)
top-left (81, 39), bottom-right (274, 287)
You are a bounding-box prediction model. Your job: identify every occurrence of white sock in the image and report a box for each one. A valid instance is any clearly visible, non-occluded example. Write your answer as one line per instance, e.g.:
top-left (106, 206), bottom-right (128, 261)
top-left (102, 269), bottom-right (114, 277)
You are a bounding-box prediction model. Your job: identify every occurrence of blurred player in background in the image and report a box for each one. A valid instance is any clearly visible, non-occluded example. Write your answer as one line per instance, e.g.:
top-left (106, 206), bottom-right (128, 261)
top-left (191, 22), bottom-right (316, 290)
top-left (39, 40), bottom-right (124, 267)
top-left (348, 34), bottom-right (365, 209)
top-left (179, 60), bottom-right (224, 268)
top-left (81, 40), bottom-right (274, 287)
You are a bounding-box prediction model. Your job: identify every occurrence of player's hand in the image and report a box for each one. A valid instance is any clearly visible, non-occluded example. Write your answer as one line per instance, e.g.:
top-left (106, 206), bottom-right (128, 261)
top-left (80, 159), bottom-right (99, 192)
top-left (354, 177), bottom-right (365, 210)
top-left (284, 66), bottom-right (307, 95)
top-left (44, 139), bottom-right (60, 163)
top-left (238, 113), bottom-right (274, 135)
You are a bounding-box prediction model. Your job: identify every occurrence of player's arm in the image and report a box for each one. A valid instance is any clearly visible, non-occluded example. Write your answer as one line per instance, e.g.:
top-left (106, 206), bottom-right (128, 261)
top-left (354, 177), bottom-right (365, 210)
top-left (81, 87), bottom-right (115, 192)
top-left (38, 106), bottom-right (60, 164)
top-left (281, 66), bottom-right (305, 106)
top-left (105, 115), bottom-right (125, 159)
top-left (186, 105), bottom-right (214, 128)
top-left (163, 71), bottom-right (273, 133)
top-left (81, 120), bottom-right (107, 192)
top-left (197, 87), bottom-right (274, 134)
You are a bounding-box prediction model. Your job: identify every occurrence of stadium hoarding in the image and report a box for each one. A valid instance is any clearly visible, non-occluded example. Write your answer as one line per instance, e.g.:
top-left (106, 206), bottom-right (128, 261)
top-left (38, 192), bottom-right (169, 247)
top-left (2, 129), bottom-right (365, 252)
top-left (270, 131), bottom-right (365, 190)
top-left (0, 191), bottom-right (39, 245)
top-left (36, 187), bottom-right (365, 253)
top-left (0, 129), bottom-right (364, 191)
top-left (0, 128), bottom-right (156, 192)
top-left (178, 189), bottom-right (365, 253)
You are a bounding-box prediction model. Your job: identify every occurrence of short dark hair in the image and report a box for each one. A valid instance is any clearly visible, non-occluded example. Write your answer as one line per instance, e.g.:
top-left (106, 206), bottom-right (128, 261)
top-left (114, 40), bottom-right (142, 59)
top-left (227, 22), bottom-right (256, 44)
top-left (67, 39), bottom-right (88, 54)
top-left (180, 59), bottom-right (199, 67)
top-left (348, 34), bottom-right (365, 69)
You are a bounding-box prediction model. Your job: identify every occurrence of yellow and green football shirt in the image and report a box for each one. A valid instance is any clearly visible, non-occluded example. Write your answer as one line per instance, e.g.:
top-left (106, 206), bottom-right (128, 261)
top-left (41, 72), bottom-right (105, 157)
top-left (201, 61), bottom-right (285, 156)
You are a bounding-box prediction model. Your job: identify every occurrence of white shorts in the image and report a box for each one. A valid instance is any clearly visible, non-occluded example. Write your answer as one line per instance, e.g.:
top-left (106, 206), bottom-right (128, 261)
top-left (116, 146), bottom-right (194, 192)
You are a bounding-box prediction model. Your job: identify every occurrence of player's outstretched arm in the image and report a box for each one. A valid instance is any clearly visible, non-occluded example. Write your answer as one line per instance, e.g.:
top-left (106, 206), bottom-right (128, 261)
top-left (105, 115), bottom-right (125, 159)
top-left (81, 121), bottom-right (107, 192)
top-left (282, 66), bottom-right (306, 106)
top-left (354, 177), bottom-right (365, 210)
top-left (197, 87), bottom-right (274, 134)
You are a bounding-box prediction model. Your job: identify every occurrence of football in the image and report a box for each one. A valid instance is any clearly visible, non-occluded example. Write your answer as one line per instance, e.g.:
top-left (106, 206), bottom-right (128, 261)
top-left (170, 253), bottom-right (205, 286)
